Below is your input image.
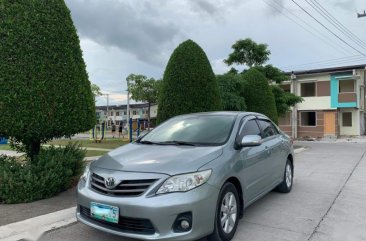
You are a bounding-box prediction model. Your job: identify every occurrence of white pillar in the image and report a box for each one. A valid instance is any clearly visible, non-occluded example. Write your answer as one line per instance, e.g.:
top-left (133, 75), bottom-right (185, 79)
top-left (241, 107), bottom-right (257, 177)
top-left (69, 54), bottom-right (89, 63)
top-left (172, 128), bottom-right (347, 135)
top-left (291, 73), bottom-right (298, 139)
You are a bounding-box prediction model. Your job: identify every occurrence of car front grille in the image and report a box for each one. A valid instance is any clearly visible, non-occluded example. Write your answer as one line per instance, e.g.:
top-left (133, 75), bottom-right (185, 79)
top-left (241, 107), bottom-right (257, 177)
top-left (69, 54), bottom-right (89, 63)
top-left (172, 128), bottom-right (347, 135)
top-left (79, 205), bottom-right (155, 235)
top-left (90, 173), bottom-right (158, 196)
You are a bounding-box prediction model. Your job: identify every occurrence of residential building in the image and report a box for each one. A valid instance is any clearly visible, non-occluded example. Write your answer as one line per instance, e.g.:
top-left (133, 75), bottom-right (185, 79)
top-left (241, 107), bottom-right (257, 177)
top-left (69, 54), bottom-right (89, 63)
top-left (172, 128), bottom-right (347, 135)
top-left (278, 64), bottom-right (366, 138)
top-left (96, 103), bottom-right (158, 127)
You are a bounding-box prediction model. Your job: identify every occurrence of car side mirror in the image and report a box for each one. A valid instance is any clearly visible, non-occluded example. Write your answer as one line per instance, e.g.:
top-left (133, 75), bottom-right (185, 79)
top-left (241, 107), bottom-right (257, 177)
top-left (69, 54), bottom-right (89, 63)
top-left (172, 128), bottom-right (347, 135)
top-left (240, 135), bottom-right (262, 147)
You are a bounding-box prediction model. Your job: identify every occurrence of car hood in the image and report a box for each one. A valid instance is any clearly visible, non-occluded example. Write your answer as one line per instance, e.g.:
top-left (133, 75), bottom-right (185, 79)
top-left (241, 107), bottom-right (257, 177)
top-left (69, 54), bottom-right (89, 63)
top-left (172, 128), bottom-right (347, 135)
top-left (92, 143), bottom-right (223, 175)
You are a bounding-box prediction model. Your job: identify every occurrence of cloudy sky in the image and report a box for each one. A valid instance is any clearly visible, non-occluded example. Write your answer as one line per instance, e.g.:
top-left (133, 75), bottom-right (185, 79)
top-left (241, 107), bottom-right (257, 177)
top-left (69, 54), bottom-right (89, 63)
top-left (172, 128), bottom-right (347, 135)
top-left (64, 0), bottom-right (366, 105)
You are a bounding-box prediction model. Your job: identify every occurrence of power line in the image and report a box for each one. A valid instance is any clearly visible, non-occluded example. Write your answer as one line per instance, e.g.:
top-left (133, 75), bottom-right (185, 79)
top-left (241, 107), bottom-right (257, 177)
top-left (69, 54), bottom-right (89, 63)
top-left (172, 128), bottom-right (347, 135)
top-left (272, 0), bottom-right (352, 55)
top-left (283, 56), bottom-right (366, 71)
top-left (281, 55), bottom-right (364, 69)
top-left (284, 56), bottom-right (366, 69)
top-left (291, 0), bottom-right (366, 56)
top-left (311, 0), bottom-right (366, 48)
top-left (263, 0), bottom-right (350, 55)
top-left (305, 0), bottom-right (366, 51)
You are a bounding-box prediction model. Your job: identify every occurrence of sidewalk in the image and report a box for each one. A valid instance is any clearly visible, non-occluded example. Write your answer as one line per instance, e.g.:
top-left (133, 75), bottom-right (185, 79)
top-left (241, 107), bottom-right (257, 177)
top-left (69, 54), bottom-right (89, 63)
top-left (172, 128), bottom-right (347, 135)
top-left (296, 136), bottom-right (366, 144)
top-left (0, 150), bottom-right (23, 157)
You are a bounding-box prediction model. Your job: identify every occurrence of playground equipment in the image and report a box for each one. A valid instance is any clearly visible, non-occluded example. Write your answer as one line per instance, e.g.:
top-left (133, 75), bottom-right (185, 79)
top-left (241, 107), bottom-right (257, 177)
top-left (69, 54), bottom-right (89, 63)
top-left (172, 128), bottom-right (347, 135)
top-left (90, 123), bottom-right (106, 142)
top-left (0, 137), bottom-right (8, 145)
top-left (128, 118), bottom-right (143, 143)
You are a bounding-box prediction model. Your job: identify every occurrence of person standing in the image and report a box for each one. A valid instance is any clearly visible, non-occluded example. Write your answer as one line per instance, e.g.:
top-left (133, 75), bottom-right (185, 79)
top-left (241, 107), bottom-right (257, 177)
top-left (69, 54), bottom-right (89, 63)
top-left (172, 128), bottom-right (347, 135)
top-left (118, 124), bottom-right (123, 138)
top-left (111, 123), bottom-right (116, 138)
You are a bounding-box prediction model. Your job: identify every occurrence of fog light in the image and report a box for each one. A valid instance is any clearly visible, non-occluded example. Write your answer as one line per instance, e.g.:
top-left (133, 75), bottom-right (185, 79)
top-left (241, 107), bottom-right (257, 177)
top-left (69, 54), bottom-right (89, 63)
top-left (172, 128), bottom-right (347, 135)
top-left (172, 212), bottom-right (192, 233)
top-left (181, 220), bottom-right (190, 230)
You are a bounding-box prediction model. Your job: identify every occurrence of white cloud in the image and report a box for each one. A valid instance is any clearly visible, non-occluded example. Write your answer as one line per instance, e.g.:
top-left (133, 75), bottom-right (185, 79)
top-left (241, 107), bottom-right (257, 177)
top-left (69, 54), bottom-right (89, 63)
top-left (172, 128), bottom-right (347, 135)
top-left (64, 0), bottom-right (366, 106)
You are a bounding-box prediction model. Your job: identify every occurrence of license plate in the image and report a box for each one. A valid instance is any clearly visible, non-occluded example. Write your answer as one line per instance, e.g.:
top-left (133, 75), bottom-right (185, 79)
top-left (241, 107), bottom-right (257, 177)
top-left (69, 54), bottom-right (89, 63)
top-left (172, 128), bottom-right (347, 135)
top-left (90, 202), bottom-right (119, 224)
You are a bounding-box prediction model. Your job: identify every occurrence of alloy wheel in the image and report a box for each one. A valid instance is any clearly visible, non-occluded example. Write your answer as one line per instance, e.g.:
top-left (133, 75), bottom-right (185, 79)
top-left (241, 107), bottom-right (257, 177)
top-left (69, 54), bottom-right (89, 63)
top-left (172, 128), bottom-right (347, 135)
top-left (285, 163), bottom-right (292, 188)
top-left (220, 192), bottom-right (237, 234)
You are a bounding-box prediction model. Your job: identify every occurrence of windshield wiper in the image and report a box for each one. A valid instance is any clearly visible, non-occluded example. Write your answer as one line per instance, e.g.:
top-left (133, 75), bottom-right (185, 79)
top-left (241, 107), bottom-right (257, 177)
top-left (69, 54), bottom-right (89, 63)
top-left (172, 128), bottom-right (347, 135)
top-left (137, 140), bottom-right (159, 145)
top-left (158, 140), bottom-right (197, 146)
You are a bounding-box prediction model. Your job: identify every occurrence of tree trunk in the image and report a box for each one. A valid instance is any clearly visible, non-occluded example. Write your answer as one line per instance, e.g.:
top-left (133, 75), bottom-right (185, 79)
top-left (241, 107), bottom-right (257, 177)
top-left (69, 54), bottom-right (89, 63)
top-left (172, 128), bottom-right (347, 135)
top-left (29, 140), bottom-right (41, 162)
top-left (147, 102), bottom-right (151, 131)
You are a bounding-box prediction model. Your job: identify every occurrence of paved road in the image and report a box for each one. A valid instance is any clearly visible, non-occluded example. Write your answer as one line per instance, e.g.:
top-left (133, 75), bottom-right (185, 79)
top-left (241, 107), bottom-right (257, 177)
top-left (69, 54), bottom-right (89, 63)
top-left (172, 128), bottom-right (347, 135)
top-left (39, 142), bottom-right (366, 241)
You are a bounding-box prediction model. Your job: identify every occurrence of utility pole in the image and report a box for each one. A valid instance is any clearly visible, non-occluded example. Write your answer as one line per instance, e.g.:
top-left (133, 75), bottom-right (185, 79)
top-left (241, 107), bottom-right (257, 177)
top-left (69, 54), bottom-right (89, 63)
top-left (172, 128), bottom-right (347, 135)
top-left (357, 10), bottom-right (366, 18)
top-left (126, 78), bottom-right (130, 142)
top-left (102, 93), bottom-right (110, 129)
top-left (106, 94), bottom-right (109, 129)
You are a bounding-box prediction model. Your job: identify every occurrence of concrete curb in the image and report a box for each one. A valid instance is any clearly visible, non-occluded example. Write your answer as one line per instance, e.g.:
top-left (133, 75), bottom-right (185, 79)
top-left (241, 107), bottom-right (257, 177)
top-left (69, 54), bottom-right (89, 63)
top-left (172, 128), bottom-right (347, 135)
top-left (294, 147), bottom-right (306, 154)
top-left (0, 207), bottom-right (76, 241)
top-left (43, 145), bottom-right (113, 151)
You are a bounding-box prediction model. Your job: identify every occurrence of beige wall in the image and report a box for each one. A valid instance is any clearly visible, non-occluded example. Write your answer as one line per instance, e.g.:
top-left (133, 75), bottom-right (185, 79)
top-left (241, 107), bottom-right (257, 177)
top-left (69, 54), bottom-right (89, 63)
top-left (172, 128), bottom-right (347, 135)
top-left (339, 109), bottom-right (359, 136)
top-left (297, 96), bottom-right (332, 110)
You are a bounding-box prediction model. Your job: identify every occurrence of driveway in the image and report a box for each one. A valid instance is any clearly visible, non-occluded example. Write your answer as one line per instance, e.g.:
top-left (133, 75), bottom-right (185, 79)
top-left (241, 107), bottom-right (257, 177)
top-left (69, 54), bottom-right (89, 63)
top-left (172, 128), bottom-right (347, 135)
top-left (39, 142), bottom-right (366, 241)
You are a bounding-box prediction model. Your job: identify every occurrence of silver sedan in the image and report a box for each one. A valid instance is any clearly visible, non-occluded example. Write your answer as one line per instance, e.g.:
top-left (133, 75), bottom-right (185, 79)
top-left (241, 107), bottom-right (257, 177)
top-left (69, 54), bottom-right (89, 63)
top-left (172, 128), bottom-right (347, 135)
top-left (76, 112), bottom-right (294, 241)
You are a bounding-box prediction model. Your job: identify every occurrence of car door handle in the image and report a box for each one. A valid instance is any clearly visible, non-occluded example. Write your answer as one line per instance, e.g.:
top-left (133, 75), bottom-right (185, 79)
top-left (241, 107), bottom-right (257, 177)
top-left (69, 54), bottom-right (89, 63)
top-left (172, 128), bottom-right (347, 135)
top-left (265, 146), bottom-right (271, 154)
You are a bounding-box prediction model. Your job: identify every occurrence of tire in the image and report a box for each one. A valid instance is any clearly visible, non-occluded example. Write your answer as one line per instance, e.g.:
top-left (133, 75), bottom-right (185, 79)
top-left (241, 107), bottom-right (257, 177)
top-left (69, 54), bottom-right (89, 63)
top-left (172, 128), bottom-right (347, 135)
top-left (275, 159), bottom-right (293, 193)
top-left (208, 183), bottom-right (239, 241)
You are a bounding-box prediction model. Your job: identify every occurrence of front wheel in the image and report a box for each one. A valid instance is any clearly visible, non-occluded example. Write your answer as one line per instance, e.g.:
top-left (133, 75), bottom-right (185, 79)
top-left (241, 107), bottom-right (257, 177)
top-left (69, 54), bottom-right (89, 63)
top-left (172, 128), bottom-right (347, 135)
top-left (208, 183), bottom-right (239, 241)
top-left (275, 159), bottom-right (293, 193)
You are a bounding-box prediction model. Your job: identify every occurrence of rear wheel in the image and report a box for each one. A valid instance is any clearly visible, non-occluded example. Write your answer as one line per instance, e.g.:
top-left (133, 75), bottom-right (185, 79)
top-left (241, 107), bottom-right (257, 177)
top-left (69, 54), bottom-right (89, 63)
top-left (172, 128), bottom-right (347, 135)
top-left (276, 159), bottom-right (293, 193)
top-left (208, 183), bottom-right (239, 241)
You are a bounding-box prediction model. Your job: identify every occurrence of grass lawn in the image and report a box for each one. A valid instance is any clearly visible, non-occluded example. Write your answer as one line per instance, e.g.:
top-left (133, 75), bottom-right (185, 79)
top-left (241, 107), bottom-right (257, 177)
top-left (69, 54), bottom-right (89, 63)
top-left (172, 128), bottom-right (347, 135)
top-left (49, 138), bottom-right (128, 149)
top-left (85, 150), bottom-right (108, 157)
top-left (0, 144), bottom-right (11, 150)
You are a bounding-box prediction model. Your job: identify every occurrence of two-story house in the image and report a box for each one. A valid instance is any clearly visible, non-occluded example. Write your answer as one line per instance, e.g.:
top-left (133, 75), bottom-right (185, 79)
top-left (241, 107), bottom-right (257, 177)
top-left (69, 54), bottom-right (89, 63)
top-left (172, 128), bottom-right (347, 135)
top-left (278, 64), bottom-right (366, 138)
top-left (96, 103), bottom-right (158, 127)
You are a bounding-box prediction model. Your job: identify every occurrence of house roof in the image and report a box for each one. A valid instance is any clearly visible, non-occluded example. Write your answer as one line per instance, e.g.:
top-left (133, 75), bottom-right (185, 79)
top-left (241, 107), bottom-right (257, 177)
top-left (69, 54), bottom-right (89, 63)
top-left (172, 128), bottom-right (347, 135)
top-left (287, 64), bottom-right (366, 76)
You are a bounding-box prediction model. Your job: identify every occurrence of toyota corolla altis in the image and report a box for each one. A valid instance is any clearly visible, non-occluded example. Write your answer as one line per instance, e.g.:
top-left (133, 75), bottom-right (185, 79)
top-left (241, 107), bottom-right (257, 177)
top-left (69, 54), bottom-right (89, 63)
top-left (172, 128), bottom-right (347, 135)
top-left (76, 112), bottom-right (294, 241)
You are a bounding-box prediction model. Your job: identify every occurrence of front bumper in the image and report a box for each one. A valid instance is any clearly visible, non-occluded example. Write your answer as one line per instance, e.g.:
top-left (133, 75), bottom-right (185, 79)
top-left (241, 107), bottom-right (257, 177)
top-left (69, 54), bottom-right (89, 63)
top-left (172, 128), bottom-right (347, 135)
top-left (76, 170), bottom-right (220, 241)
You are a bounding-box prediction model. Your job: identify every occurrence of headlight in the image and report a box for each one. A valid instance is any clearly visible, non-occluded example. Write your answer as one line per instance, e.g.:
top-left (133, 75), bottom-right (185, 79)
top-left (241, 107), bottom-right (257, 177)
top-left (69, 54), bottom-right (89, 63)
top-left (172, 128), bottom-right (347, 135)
top-left (81, 164), bottom-right (90, 181)
top-left (156, 170), bottom-right (212, 194)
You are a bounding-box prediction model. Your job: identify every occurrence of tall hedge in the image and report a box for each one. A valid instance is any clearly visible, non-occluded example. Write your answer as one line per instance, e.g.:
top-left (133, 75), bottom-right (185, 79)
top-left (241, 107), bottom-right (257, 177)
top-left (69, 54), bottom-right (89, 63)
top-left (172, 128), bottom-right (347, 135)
top-left (157, 39), bottom-right (222, 123)
top-left (242, 69), bottom-right (278, 123)
top-left (0, 0), bottom-right (95, 158)
top-left (217, 73), bottom-right (246, 111)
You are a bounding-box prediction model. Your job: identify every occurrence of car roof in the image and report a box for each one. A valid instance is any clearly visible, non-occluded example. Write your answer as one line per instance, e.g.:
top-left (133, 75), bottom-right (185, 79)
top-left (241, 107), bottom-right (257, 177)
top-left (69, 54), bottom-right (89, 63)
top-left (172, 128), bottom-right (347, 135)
top-left (173, 111), bottom-right (269, 120)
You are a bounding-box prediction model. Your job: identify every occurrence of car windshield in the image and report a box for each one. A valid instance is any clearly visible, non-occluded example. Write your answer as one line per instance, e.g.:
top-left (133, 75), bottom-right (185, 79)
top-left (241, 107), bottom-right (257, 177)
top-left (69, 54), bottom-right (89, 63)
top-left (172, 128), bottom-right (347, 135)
top-left (139, 115), bottom-right (236, 146)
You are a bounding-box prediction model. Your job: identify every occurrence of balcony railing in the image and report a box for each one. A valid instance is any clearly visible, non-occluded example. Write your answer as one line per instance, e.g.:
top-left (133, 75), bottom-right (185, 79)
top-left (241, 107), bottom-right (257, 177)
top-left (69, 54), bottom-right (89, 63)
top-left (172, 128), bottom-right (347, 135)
top-left (338, 92), bottom-right (357, 103)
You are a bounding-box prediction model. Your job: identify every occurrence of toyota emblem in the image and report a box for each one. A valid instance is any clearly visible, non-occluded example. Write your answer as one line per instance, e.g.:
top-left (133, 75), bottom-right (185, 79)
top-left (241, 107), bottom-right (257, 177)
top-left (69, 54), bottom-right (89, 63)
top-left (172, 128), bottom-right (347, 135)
top-left (105, 177), bottom-right (116, 189)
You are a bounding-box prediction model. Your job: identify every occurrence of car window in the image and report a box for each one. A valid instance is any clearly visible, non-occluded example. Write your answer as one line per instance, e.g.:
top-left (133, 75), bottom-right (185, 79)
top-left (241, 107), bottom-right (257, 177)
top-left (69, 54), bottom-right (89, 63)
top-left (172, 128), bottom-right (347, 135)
top-left (140, 115), bottom-right (236, 145)
top-left (238, 119), bottom-right (261, 141)
top-left (258, 119), bottom-right (279, 138)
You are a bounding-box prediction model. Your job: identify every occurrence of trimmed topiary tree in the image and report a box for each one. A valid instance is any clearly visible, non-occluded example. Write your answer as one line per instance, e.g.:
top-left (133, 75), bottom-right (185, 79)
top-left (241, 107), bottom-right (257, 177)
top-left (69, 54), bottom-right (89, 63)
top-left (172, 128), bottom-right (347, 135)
top-left (242, 69), bottom-right (278, 123)
top-left (0, 0), bottom-right (95, 159)
top-left (217, 73), bottom-right (246, 111)
top-left (157, 39), bottom-right (222, 123)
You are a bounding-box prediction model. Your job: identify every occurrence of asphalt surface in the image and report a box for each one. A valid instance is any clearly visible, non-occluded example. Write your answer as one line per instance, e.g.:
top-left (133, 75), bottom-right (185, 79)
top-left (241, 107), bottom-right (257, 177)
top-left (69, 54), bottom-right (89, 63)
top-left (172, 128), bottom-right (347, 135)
top-left (37, 142), bottom-right (366, 241)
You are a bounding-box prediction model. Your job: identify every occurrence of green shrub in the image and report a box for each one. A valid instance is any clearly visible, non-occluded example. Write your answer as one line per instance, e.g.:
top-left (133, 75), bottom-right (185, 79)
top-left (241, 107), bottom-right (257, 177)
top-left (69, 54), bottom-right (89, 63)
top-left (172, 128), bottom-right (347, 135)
top-left (271, 85), bottom-right (303, 117)
top-left (242, 68), bottom-right (278, 123)
top-left (217, 73), bottom-right (246, 111)
top-left (0, 143), bottom-right (85, 204)
top-left (0, 0), bottom-right (95, 159)
top-left (157, 39), bottom-right (222, 123)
